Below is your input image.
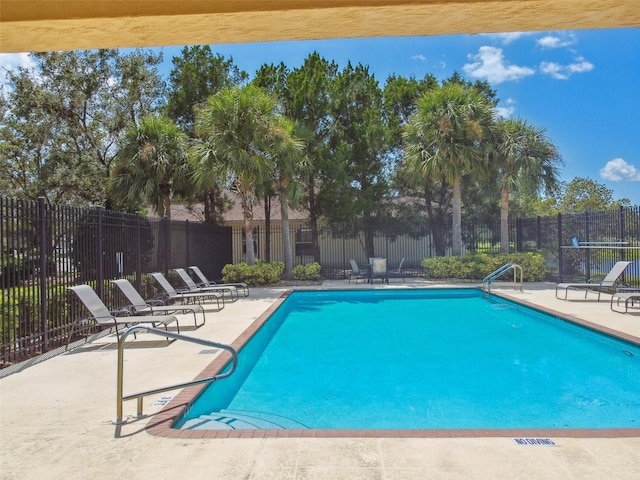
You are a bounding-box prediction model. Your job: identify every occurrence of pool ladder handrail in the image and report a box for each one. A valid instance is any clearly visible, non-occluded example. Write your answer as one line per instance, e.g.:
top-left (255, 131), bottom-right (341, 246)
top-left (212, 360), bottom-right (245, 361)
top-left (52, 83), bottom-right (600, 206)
top-left (482, 263), bottom-right (523, 293)
top-left (114, 325), bottom-right (238, 425)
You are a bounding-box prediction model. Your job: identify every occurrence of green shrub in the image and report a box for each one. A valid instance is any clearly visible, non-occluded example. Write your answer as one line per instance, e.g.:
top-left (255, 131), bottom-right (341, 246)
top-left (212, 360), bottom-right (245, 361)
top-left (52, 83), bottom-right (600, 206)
top-left (421, 252), bottom-right (547, 282)
top-left (222, 261), bottom-right (284, 286)
top-left (293, 262), bottom-right (321, 281)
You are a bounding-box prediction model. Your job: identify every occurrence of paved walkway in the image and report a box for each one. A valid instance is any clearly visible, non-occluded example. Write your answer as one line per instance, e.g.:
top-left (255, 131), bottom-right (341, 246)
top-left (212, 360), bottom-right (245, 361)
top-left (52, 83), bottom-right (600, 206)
top-left (1, 280), bottom-right (639, 479)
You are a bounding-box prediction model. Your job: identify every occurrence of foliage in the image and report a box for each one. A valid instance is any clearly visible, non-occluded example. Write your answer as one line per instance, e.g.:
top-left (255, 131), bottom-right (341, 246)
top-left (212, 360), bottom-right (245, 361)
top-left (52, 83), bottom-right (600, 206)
top-left (557, 177), bottom-right (630, 213)
top-left (0, 50), bottom-right (165, 206)
top-left (403, 80), bottom-right (495, 256)
top-left (292, 262), bottom-right (322, 280)
top-left (0, 284), bottom-right (70, 345)
top-left (490, 118), bottom-right (562, 253)
top-left (109, 115), bottom-right (191, 216)
top-left (192, 84), bottom-right (301, 265)
top-left (166, 45), bottom-right (247, 135)
top-left (325, 62), bottom-right (392, 257)
top-left (421, 252), bottom-right (547, 282)
top-left (277, 52), bottom-right (340, 263)
top-left (221, 261), bottom-right (284, 285)
top-left (516, 177), bottom-right (631, 217)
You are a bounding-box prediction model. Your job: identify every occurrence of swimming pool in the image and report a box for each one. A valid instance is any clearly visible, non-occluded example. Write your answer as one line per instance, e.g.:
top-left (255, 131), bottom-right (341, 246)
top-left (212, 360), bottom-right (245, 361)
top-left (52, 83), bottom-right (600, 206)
top-left (175, 288), bottom-right (640, 431)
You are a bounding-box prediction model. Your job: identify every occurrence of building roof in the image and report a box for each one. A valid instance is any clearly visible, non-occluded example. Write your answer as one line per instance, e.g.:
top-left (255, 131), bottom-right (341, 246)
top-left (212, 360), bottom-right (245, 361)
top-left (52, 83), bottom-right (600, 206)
top-left (153, 194), bottom-right (308, 223)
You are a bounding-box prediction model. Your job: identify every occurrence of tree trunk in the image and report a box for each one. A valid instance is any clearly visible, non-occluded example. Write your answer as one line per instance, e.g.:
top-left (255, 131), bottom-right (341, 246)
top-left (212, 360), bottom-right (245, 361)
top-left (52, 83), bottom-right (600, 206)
top-left (241, 194), bottom-right (255, 265)
top-left (280, 194), bottom-right (293, 280)
top-left (306, 175), bottom-right (321, 263)
top-left (451, 178), bottom-right (463, 256)
top-left (500, 187), bottom-right (510, 254)
top-left (264, 195), bottom-right (272, 262)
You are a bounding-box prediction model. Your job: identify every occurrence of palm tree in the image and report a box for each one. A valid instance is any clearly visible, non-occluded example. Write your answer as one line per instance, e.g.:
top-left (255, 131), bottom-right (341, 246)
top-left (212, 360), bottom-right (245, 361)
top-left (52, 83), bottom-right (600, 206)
top-left (110, 115), bottom-right (190, 217)
top-left (272, 118), bottom-right (308, 279)
top-left (403, 82), bottom-right (494, 256)
top-left (191, 84), bottom-right (301, 266)
top-left (492, 119), bottom-right (562, 253)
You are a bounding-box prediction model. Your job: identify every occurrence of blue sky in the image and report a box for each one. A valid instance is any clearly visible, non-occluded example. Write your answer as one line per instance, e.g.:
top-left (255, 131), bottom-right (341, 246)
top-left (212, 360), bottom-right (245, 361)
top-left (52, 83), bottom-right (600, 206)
top-left (2, 28), bottom-right (639, 205)
top-left (158, 28), bottom-right (640, 206)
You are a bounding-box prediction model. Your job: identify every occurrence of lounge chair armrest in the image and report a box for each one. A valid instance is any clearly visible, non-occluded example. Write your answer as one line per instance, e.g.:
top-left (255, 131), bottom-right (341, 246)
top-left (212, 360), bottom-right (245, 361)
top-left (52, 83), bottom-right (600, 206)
top-left (145, 298), bottom-right (165, 306)
top-left (154, 293), bottom-right (171, 302)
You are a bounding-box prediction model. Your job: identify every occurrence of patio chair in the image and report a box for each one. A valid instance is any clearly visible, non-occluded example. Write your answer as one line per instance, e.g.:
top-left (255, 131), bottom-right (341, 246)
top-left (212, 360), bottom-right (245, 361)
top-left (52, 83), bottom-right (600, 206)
top-left (610, 290), bottom-right (640, 314)
top-left (348, 259), bottom-right (369, 284)
top-left (67, 284), bottom-right (178, 347)
top-left (173, 267), bottom-right (239, 301)
top-left (150, 272), bottom-right (224, 310)
top-left (387, 257), bottom-right (405, 282)
top-left (555, 261), bottom-right (632, 301)
top-left (370, 258), bottom-right (388, 284)
top-left (189, 265), bottom-right (250, 297)
top-left (111, 279), bottom-right (206, 327)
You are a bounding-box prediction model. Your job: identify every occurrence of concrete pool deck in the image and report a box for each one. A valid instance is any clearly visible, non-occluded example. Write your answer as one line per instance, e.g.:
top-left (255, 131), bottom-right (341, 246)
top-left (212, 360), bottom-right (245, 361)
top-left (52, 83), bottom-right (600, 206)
top-left (1, 280), bottom-right (639, 479)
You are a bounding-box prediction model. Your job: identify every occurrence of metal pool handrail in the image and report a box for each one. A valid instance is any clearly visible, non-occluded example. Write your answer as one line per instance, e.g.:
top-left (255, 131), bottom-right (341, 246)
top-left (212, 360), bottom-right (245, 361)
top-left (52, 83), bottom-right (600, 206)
top-left (114, 325), bottom-right (238, 425)
top-left (482, 263), bottom-right (523, 293)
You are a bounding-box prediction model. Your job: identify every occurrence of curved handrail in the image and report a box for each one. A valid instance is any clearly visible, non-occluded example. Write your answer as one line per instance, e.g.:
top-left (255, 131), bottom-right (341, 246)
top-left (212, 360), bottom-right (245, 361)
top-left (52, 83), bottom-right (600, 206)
top-left (114, 325), bottom-right (238, 425)
top-left (482, 263), bottom-right (523, 293)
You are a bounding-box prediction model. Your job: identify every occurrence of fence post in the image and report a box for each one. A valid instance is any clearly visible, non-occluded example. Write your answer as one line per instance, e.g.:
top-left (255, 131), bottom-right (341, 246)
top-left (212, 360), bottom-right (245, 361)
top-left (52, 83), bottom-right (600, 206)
top-left (342, 230), bottom-right (346, 279)
top-left (536, 216), bottom-right (541, 249)
top-left (185, 220), bottom-right (190, 267)
top-left (135, 213), bottom-right (142, 292)
top-left (619, 206), bottom-right (626, 262)
top-left (37, 197), bottom-right (48, 353)
top-left (96, 206), bottom-right (105, 298)
top-left (516, 218), bottom-right (523, 252)
top-left (160, 216), bottom-right (171, 273)
top-left (557, 213), bottom-right (563, 282)
top-left (584, 211), bottom-right (591, 281)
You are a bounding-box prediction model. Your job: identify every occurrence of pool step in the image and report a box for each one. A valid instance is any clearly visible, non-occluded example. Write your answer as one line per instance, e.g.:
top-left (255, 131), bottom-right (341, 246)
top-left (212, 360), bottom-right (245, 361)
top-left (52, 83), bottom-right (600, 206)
top-left (180, 409), bottom-right (309, 430)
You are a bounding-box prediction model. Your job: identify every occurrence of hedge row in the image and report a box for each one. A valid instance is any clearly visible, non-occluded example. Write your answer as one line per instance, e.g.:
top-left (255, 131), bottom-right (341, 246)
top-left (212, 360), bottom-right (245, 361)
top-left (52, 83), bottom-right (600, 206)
top-left (421, 252), bottom-right (547, 282)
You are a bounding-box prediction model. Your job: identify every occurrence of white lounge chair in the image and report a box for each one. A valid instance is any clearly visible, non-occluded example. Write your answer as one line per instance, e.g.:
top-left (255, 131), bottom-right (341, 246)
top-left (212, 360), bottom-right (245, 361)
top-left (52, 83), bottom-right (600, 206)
top-left (67, 284), bottom-right (178, 346)
top-left (189, 265), bottom-right (249, 297)
top-left (151, 272), bottom-right (224, 310)
top-left (111, 278), bottom-right (206, 327)
top-left (555, 261), bottom-right (632, 301)
top-left (610, 290), bottom-right (640, 313)
top-left (173, 268), bottom-right (239, 301)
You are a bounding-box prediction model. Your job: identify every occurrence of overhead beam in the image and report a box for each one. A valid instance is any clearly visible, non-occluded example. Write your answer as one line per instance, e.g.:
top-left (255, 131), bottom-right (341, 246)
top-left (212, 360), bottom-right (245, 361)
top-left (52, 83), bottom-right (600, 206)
top-left (1, 1), bottom-right (639, 53)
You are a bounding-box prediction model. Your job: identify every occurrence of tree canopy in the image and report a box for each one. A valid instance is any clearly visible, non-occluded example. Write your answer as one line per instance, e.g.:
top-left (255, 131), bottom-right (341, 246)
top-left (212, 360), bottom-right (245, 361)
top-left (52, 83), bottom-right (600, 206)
top-left (2, 48), bottom-right (629, 261)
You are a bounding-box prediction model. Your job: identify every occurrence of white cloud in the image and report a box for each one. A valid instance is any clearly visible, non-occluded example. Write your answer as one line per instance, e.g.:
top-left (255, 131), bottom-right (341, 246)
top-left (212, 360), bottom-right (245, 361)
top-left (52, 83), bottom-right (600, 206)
top-left (0, 53), bottom-right (35, 87)
top-left (0, 53), bottom-right (34, 72)
top-left (482, 32), bottom-right (536, 45)
top-left (600, 158), bottom-right (640, 182)
top-left (540, 57), bottom-right (594, 79)
top-left (463, 46), bottom-right (535, 84)
top-left (536, 33), bottom-right (577, 49)
top-left (495, 98), bottom-right (516, 119)
top-left (411, 54), bottom-right (426, 62)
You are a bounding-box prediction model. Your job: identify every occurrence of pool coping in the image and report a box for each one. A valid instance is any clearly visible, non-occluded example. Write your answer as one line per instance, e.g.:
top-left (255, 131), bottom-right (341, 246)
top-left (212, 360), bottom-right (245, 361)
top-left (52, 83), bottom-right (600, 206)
top-left (146, 287), bottom-right (640, 439)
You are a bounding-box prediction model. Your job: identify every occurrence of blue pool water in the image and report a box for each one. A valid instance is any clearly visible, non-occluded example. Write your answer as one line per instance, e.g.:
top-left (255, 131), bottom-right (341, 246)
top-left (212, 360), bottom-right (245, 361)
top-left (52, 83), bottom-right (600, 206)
top-left (177, 289), bottom-right (640, 430)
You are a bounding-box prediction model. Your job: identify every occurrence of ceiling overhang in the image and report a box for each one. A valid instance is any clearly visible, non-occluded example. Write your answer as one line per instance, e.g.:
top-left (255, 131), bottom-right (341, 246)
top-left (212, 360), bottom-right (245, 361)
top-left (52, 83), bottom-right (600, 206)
top-left (1, 1), bottom-right (639, 53)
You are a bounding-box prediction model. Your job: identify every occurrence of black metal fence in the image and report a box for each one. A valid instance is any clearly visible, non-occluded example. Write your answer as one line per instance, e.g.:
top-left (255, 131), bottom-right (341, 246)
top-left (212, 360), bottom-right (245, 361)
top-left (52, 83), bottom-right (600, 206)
top-left (2, 195), bottom-right (639, 369)
top-left (1, 196), bottom-right (231, 368)
top-left (230, 206), bottom-right (640, 283)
